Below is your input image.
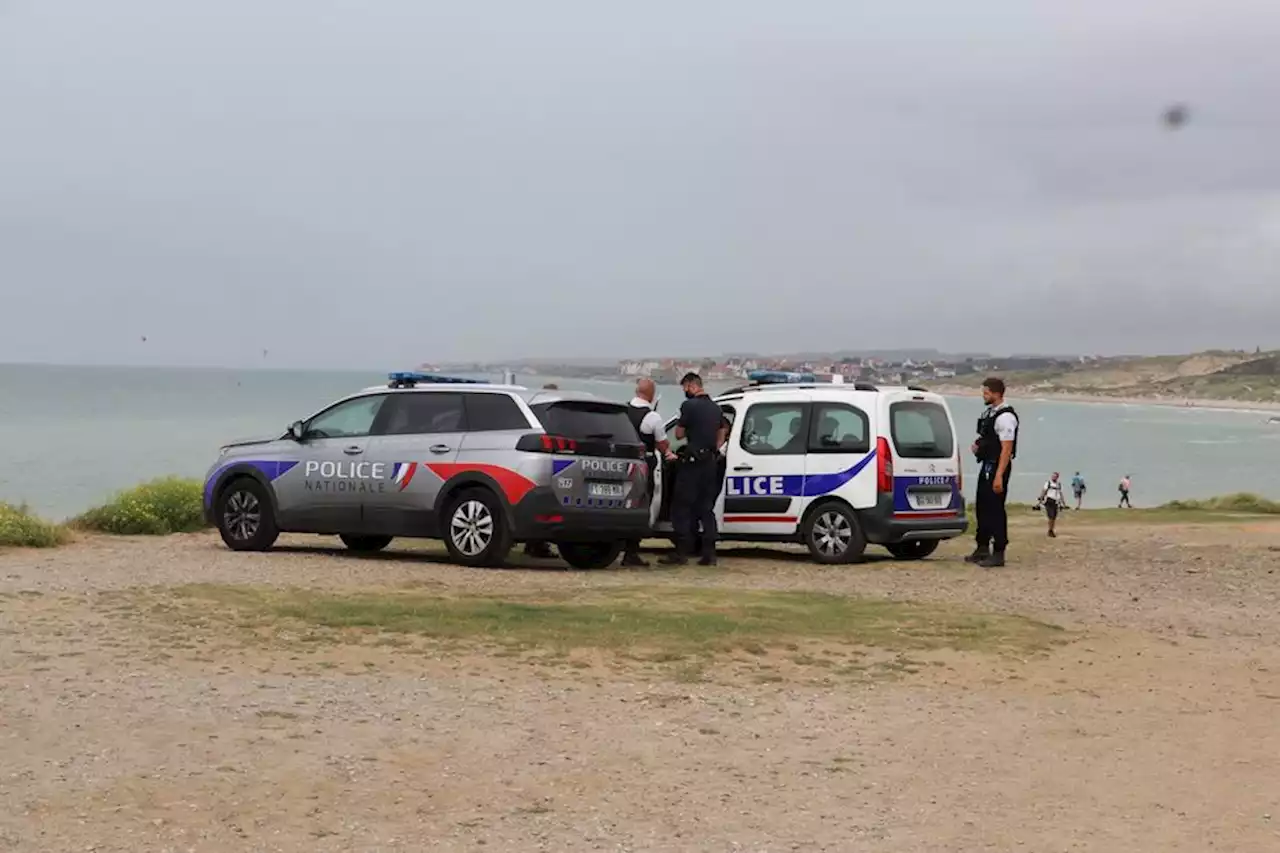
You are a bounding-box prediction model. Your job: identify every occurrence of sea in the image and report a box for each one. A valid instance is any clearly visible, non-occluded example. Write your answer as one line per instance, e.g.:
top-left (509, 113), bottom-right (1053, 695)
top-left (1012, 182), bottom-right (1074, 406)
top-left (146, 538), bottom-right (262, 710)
top-left (3, 363), bottom-right (1279, 520)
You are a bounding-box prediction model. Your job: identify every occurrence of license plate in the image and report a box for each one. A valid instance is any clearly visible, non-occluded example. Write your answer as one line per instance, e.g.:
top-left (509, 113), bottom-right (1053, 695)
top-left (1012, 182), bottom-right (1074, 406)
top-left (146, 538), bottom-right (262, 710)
top-left (588, 482), bottom-right (625, 498)
top-left (909, 491), bottom-right (948, 510)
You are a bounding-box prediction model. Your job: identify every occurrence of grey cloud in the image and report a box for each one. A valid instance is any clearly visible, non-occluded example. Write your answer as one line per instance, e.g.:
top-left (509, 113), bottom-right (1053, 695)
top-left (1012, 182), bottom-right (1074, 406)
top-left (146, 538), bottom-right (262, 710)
top-left (3, 0), bottom-right (1280, 368)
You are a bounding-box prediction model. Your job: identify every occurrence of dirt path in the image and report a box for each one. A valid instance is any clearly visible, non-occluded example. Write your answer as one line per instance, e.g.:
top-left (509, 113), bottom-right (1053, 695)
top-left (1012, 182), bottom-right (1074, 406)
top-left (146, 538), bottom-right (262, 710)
top-left (3, 519), bottom-right (1280, 852)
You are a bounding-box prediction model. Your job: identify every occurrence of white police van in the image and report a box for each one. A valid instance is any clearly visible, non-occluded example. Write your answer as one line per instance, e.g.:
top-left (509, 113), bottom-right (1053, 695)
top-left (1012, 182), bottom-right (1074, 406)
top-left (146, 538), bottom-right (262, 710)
top-left (653, 372), bottom-right (966, 563)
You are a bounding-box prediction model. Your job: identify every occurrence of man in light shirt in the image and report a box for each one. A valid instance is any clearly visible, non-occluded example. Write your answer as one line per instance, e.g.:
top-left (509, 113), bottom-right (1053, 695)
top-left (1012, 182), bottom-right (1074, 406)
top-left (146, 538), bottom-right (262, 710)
top-left (621, 378), bottom-right (674, 567)
top-left (1038, 472), bottom-right (1065, 538)
top-left (966, 377), bottom-right (1019, 567)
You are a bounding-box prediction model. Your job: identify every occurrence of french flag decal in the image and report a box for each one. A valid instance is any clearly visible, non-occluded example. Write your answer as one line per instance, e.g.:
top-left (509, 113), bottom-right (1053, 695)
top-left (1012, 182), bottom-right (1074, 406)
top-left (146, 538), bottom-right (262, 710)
top-left (391, 462), bottom-right (418, 491)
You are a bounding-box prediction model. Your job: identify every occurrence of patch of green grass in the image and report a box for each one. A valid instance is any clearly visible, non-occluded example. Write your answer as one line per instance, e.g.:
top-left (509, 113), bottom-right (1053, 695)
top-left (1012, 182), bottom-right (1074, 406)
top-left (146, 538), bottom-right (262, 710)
top-left (168, 584), bottom-right (1064, 660)
top-left (0, 503), bottom-right (70, 548)
top-left (74, 477), bottom-right (207, 535)
top-left (1159, 492), bottom-right (1280, 514)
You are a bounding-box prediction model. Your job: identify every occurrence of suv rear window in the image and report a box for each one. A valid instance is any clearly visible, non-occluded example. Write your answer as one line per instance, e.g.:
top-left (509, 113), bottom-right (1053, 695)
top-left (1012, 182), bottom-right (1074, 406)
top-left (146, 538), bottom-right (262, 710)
top-left (889, 401), bottom-right (955, 459)
top-left (530, 402), bottom-right (637, 441)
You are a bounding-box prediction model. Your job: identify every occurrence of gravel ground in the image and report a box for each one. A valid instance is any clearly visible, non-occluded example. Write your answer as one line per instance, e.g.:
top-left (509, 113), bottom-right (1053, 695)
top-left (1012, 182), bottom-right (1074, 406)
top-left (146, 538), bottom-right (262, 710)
top-left (2, 516), bottom-right (1280, 852)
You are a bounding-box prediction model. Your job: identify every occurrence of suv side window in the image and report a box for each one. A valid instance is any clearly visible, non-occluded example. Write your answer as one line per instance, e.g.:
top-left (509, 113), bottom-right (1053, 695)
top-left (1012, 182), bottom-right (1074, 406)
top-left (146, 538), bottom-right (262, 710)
top-left (740, 402), bottom-right (809, 456)
top-left (809, 403), bottom-right (870, 453)
top-left (305, 395), bottom-right (387, 439)
top-left (378, 392), bottom-right (467, 436)
top-left (464, 393), bottom-right (531, 431)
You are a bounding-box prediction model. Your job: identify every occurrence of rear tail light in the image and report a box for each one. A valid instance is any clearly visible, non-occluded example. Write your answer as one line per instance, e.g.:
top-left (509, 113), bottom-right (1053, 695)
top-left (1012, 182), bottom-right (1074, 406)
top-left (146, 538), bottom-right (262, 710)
top-left (957, 457), bottom-right (963, 492)
top-left (876, 436), bottom-right (893, 493)
top-left (516, 434), bottom-right (579, 454)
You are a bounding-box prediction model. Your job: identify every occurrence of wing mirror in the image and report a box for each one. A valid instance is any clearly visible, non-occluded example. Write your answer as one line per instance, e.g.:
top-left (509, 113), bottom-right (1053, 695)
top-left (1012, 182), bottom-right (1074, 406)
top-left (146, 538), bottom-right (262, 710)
top-left (287, 420), bottom-right (305, 441)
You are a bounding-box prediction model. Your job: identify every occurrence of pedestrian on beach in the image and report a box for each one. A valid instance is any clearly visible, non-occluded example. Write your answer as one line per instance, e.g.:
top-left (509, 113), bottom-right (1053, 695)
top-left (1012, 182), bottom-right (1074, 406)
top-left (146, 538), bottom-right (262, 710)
top-left (620, 378), bottom-right (675, 568)
top-left (1038, 472), bottom-right (1065, 538)
top-left (1118, 474), bottom-right (1133, 508)
top-left (1070, 471), bottom-right (1086, 509)
top-left (966, 377), bottom-right (1019, 568)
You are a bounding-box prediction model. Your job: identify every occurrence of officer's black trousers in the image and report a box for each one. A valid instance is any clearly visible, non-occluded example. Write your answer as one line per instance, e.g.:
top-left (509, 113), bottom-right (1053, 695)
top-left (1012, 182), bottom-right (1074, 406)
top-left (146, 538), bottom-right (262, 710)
top-left (672, 459), bottom-right (718, 558)
top-left (974, 462), bottom-right (1011, 553)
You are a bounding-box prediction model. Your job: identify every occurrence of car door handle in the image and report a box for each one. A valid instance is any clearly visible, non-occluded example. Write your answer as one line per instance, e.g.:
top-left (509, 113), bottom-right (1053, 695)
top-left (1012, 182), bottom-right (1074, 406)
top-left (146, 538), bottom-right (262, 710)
top-left (429, 444), bottom-right (452, 454)
top-left (343, 445), bottom-right (363, 455)
top-left (733, 464), bottom-right (753, 472)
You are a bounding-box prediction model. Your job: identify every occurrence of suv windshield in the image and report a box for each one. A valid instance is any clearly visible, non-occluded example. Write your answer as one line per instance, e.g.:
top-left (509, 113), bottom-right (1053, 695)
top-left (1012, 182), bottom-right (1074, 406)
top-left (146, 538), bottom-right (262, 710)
top-left (530, 401), bottom-right (637, 440)
top-left (889, 401), bottom-right (955, 459)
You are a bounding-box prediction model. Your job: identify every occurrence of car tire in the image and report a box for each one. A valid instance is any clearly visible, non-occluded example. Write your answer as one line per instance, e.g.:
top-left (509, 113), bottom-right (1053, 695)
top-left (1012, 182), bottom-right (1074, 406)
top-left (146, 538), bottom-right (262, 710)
top-left (885, 540), bottom-right (940, 561)
top-left (557, 541), bottom-right (624, 570)
top-left (442, 488), bottom-right (513, 568)
top-left (215, 477), bottom-right (279, 552)
top-left (802, 501), bottom-right (867, 564)
top-left (339, 534), bottom-right (393, 554)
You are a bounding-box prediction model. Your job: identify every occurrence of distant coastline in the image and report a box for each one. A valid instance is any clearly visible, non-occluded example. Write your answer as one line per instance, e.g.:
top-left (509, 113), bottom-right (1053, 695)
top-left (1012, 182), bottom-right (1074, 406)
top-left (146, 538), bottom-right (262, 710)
top-left (931, 384), bottom-right (1280, 414)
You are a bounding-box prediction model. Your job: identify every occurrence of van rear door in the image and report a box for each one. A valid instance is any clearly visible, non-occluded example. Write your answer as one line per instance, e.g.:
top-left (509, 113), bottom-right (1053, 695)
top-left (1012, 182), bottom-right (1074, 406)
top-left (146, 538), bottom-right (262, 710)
top-left (884, 393), bottom-right (962, 519)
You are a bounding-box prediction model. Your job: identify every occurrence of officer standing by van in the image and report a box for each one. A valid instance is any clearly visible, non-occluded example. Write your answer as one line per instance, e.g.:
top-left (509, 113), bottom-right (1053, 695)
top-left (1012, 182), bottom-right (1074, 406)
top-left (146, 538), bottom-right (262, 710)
top-left (660, 372), bottom-right (724, 566)
top-left (621, 378), bottom-right (673, 567)
top-left (966, 377), bottom-right (1019, 567)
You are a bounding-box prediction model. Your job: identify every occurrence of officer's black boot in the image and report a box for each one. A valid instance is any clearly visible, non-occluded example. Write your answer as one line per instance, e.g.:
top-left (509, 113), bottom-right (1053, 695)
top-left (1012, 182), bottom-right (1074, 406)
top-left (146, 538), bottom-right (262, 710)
top-left (658, 551), bottom-right (687, 566)
top-left (621, 543), bottom-right (648, 568)
top-left (978, 551), bottom-right (1006, 568)
top-left (964, 546), bottom-right (990, 564)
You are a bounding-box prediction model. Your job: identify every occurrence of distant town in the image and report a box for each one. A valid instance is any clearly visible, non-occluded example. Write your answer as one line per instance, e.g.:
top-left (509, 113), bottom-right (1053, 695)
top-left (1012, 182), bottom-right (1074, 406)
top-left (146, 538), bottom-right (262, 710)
top-left (433, 350), bottom-right (1099, 386)
top-left (611, 354), bottom-right (1093, 386)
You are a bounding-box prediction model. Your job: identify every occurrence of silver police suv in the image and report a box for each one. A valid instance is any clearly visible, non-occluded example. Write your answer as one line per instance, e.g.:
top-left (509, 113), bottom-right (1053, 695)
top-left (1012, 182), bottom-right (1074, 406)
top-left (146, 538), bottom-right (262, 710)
top-left (203, 373), bottom-right (651, 568)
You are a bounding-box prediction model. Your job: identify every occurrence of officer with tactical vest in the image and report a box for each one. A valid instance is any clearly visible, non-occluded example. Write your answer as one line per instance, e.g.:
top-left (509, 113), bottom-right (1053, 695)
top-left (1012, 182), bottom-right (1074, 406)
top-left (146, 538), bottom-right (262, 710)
top-left (967, 376), bottom-right (1019, 567)
top-left (621, 378), bottom-right (673, 567)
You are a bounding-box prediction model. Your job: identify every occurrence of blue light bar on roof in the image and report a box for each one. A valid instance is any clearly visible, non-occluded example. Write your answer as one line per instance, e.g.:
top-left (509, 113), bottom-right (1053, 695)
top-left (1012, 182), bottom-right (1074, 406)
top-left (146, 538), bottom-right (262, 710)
top-left (388, 371), bottom-right (483, 386)
top-left (747, 370), bottom-right (817, 384)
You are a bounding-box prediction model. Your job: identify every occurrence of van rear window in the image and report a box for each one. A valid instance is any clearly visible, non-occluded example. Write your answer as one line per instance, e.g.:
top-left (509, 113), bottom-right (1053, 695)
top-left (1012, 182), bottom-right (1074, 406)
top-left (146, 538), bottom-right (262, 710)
top-left (530, 402), bottom-right (637, 441)
top-left (889, 401), bottom-right (955, 459)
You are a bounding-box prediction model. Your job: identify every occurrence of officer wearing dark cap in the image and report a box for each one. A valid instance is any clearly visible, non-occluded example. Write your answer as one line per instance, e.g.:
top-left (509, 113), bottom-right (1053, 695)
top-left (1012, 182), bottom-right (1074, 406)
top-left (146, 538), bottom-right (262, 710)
top-left (660, 372), bottom-right (725, 566)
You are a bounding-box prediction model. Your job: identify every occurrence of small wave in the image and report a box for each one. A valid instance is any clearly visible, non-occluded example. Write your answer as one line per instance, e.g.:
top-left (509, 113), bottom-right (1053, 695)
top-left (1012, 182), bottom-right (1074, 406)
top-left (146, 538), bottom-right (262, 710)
top-left (1186, 438), bottom-right (1241, 445)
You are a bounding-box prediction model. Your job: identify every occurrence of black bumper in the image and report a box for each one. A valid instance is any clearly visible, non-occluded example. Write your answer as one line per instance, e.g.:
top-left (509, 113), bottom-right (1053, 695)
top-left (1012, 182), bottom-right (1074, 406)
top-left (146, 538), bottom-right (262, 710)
top-left (511, 488), bottom-right (651, 542)
top-left (856, 494), bottom-right (968, 545)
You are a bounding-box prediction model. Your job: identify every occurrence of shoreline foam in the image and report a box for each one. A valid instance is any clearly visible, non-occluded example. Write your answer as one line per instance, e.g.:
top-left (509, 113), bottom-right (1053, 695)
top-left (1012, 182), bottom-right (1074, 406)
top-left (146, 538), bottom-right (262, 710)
top-left (930, 385), bottom-right (1280, 415)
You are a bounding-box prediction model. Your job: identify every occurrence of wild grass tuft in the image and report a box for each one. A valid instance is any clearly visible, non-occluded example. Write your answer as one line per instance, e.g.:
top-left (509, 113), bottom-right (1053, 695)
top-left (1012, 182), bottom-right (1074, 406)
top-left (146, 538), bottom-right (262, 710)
top-left (0, 502), bottom-right (70, 548)
top-left (74, 477), bottom-right (208, 535)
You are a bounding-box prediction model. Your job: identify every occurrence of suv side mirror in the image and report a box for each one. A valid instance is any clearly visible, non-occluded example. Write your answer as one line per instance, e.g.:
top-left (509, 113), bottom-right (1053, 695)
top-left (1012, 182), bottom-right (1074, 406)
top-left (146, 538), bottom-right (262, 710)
top-left (288, 420), bottom-right (305, 441)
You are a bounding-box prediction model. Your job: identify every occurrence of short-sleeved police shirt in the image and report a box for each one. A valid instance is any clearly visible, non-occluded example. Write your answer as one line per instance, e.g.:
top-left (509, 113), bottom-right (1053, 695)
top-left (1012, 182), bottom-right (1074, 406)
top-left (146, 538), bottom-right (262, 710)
top-left (677, 394), bottom-right (723, 453)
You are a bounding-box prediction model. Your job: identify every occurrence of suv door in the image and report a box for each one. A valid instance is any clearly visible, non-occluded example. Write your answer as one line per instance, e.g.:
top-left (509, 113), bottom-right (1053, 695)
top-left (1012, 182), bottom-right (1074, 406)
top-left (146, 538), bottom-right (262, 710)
top-left (722, 400), bottom-right (810, 536)
top-left (278, 394), bottom-right (388, 533)
top-left (361, 391), bottom-right (467, 536)
top-left (803, 400), bottom-right (876, 510)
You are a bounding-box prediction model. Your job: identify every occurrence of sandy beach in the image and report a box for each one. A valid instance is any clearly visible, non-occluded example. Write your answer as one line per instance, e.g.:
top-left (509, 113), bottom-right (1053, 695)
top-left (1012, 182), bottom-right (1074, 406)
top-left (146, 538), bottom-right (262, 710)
top-left (3, 515), bottom-right (1280, 852)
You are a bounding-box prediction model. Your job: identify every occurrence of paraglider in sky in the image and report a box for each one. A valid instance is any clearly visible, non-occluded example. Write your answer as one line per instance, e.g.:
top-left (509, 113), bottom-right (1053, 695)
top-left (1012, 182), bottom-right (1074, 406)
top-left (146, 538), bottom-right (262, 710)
top-left (1162, 103), bottom-right (1190, 130)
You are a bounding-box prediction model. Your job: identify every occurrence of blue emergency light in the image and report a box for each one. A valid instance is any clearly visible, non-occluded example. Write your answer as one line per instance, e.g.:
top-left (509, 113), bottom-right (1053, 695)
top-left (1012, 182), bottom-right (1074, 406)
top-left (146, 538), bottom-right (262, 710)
top-left (387, 371), bottom-right (483, 388)
top-left (747, 370), bottom-right (818, 384)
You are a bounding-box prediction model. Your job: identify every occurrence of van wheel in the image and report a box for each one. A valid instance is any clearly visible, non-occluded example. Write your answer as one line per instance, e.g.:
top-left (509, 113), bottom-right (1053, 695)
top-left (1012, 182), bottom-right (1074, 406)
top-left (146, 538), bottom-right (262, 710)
top-left (216, 477), bottom-right (279, 552)
top-left (557, 541), bottom-right (624, 570)
top-left (885, 540), bottom-right (939, 561)
top-left (802, 502), bottom-right (866, 564)
top-left (443, 488), bottom-right (513, 567)
top-left (339, 534), bottom-right (393, 554)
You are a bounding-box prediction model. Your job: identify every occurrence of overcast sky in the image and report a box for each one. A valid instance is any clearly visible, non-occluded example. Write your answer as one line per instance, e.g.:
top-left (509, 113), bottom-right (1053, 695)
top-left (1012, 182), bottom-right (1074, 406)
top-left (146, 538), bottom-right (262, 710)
top-left (3, 1), bottom-right (1280, 368)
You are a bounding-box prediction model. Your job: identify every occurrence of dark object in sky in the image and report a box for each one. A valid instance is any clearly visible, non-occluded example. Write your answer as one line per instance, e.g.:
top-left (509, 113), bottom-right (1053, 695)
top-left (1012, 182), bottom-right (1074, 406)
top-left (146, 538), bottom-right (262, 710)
top-left (1162, 104), bottom-right (1189, 129)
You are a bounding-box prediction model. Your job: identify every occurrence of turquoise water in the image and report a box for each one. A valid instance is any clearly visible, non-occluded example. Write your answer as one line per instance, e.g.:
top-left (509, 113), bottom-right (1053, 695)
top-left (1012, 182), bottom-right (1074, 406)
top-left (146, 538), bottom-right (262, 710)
top-left (2, 363), bottom-right (1278, 519)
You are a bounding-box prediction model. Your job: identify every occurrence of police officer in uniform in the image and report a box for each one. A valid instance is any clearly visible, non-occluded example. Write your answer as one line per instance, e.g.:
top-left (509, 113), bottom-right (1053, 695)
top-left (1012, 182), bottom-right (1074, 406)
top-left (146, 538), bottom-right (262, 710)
top-left (967, 376), bottom-right (1019, 567)
top-left (621, 378), bottom-right (673, 567)
top-left (660, 372), bottom-right (725, 566)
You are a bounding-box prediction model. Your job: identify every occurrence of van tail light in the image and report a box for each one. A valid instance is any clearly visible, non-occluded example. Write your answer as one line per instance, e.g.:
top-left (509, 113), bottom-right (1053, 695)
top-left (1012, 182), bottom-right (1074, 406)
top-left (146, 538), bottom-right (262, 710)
top-left (956, 457), bottom-right (963, 492)
top-left (516, 434), bottom-right (578, 454)
top-left (876, 436), bottom-right (893, 493)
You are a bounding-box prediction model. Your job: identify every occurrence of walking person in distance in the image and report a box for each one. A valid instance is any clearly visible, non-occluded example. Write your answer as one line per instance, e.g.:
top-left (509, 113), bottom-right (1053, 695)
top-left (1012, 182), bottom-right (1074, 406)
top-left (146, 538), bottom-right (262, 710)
top-left (1070, 471), bottom-right (1087, 510)
top-left (620, 378), bottom-right (674, 568)
top-left (1038, 472), bottom-right (1065, 538)
top-left (660, 372), bottom-right (725, 567)
top-left (1118, 474), bottom-right (1133, 508)
top-left (966, 377), bottom-right (1019, 568)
